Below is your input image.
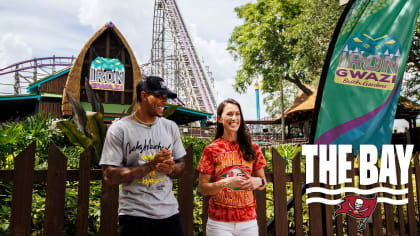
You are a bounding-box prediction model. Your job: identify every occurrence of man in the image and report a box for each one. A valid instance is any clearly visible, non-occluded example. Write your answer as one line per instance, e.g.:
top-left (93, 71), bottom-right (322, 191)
top-left (100, 76), bottom-right (186, 236)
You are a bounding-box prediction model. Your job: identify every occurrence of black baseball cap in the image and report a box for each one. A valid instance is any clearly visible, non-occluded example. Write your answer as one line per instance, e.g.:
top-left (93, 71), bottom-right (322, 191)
top-left (136, 76), bottom-right (177, 100)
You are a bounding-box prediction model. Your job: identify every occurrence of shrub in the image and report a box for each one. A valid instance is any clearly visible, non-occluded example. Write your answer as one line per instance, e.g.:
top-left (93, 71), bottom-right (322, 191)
top-left (0, 114), bottom-right (97, 235)
top-left (181, 136), bottom-right (211, 235)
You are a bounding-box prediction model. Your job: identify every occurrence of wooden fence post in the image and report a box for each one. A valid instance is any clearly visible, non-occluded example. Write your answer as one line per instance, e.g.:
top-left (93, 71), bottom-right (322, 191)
top-left (370, 182), bottom-right (383, 236)
top-left (414, 152), bottom-right (420, 225)
top-left (309, 156), bottom-right (324, 236)
top-left (100, 177), bottom-right (119, 235)
top-left (272, 148), bottom-right (288, 236)
top-left (255, 182), bottom-right (267, 236)
top-left (5, 144), bottom-right (418, 236)
top-left (334, 154), bottom-right (344, 236)
top-left (359, 182), bottom-right (372, 235)
top-left (406, 153), bottom-right (417, 236)
top-left (323, 185), bottom-right (333, 236)
top-left (76, 146), bottom-right (92, 236)
top-left (9, 141), bottom-right (36, 236)
top-left (345, 152), bottom-right (357, 236)
top-left (384, 175), bottom-right (395, 235)
top-left (395, 156), bottom-right (405, 236)
top-left (292, 152), bottom-right (304, 236)
top-left (255, 147), bottom-right (267, 236)
top-left (202, 196), bottom-right (210, 236)
top-left (322, 149), bottom-right (333, 236)
top-left (370, 156), bottom-right (383, 236)
top-left (178, 144), bottom-right (194, 236)
top-left (44, 142), bottom-right (68, 236)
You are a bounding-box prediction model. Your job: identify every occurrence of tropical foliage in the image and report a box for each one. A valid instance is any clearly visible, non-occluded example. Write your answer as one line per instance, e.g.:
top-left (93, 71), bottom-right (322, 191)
top-left (180, 136), bottom-right (211, 235)
top-left (182, 136), bottom-right (307, 234)
top-left (0, 110), bottom-right (307, 235)
top-left (57, 87), bottom-right (106, 168)
top-left (402, 15), bottom-right (420, 103)
top-left (229, 1), bottom-right (420, 118)
top-left (228, 0), bottom-right (343, 117)
top-left (0, 114), bottom-right (90, 235)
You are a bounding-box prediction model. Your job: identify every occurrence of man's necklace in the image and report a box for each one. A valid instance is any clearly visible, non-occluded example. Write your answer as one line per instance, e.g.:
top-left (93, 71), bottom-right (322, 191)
top-left (131, 113), bottom-right (153, 126)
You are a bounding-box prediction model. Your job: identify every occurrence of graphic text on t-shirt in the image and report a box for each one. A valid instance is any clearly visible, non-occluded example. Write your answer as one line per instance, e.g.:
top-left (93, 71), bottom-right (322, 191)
top-left (127, 138), bottom-right (172, 154)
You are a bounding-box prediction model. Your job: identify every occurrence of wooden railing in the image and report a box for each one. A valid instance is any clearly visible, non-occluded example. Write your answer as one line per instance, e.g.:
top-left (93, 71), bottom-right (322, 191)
top-left (1, 143), bottom-right (419, 235)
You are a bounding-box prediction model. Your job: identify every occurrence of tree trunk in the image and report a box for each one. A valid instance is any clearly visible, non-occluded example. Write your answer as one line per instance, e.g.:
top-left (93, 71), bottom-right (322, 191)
top-left (284, 75), bottom-right (313, 96)
top-left (280, 77), bottom-right (285, 141)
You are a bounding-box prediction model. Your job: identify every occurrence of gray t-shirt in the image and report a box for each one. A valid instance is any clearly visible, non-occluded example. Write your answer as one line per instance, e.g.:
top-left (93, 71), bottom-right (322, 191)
top-left (99, 116), bottom-right (186, 219)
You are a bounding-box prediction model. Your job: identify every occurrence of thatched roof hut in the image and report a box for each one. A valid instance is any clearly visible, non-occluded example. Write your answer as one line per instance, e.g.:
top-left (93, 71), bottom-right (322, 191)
top-left (0, 22), bottom-right (213, 126)
top-left (274, 86), bottom-right (419, 141)
top-left (274, 86), bottom-right (316, 125)
top-left (62, 22), bottom-right (142, 116)
top-left (395, 96), bottom-right (420, 120)
top-left (276, 87), bottom-right (420, 124)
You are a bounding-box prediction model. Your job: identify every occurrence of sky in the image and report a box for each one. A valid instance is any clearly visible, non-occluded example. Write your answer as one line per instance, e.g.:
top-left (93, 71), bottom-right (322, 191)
top-left (0, 0), bottom-right (412, 130)
top-left (0, 0), bottom-right (269, 120)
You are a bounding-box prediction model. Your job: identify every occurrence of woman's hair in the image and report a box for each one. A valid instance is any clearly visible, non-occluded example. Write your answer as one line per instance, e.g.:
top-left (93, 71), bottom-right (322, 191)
top-left (215, 98), bottom-right (256, 162)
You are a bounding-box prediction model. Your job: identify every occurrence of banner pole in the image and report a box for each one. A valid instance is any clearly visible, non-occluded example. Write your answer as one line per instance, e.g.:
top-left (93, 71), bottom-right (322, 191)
top-left (309, 0), bottom-right (356, 144)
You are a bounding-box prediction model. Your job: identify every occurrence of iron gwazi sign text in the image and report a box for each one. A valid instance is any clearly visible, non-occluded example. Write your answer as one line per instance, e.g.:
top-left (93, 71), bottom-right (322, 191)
top-left (89, 57), bottom-right (125, 91)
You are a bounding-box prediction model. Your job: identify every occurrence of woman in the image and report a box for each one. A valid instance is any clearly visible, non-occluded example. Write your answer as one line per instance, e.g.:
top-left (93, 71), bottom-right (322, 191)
top-left (198, 98), bottom-right (267, 236)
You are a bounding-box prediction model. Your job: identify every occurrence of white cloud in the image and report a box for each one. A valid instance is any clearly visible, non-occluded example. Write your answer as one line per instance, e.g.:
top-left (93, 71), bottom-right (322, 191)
top-left (0, 0), bottom-right (85, 56)
top-left (0, 33), bottom-right (33, 94)
top-left (0, 33), bottom-right (32, 68)
top-left (176, 0), bottom-right (243, 41)
top-left (77, 0), bottom-right (154, 63)
top-left (0, 0), bottom-right (268, 118)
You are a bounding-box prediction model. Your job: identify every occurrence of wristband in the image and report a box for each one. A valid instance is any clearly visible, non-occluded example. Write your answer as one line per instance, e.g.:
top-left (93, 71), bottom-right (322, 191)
top-left (259, 177), bottom-right (265, 187)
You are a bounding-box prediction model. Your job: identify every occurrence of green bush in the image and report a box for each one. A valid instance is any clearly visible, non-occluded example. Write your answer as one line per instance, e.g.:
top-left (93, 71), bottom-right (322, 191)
top-left (0, 117), bottom-right (310, 235)
top-left (181, 136), bottom-right (211, 235)
top-left (182, 136), bottom-right (212, 169)
top-left (264, 144), bottom-right (309, 234)
top-left (0, 114), bottom-right (96, 235)
top-left (179, 137), bottom-right (307, 234)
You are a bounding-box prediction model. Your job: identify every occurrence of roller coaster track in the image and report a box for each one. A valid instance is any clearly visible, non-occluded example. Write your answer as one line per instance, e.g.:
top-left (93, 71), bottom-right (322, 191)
top-left (1, 0), bottom-right (217, 114)
top-left (0, 56), bottom-right (75, 94)
top-left (149, 0), bottom-right (217, 114)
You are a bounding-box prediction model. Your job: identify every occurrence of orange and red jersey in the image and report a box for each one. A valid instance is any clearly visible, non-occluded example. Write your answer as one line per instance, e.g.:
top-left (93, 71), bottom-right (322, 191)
top-left (197, 137), bottom-right (266, 222)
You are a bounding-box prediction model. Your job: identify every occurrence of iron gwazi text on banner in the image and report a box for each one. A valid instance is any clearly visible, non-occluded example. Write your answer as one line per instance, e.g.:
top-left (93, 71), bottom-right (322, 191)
top-left (89, 57), bottom-right (125, 91)
top-left (311, 0), bottom-right (420, 154)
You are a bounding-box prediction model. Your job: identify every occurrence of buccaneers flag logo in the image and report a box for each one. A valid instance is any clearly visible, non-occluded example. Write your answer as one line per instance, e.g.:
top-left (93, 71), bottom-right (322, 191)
top-left (334, 195), bottom-right (377, 231)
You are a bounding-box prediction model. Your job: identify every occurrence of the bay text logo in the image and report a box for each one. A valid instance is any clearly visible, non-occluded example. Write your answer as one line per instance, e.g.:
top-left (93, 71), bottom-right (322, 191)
top-left (303, 144), bottom-right (414, 231)
top-left (303, 144), bottom-right (413, 186)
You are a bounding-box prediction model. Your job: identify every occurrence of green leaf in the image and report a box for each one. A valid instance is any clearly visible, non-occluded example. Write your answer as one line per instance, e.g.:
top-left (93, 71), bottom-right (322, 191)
top-left (123, 102), bottom-right (136, 115)
top-left (65, 88), bottom-right (88, 134)
top-left (86, 112), bottom-right (106, 165)
top-left (84, 78), bottom-right (104, 114)
top-left (0, 123), bottom-right (23, 145)
top-left (228, 0), bottom-right (343, 117)
top-left (56, 120), bottom-right (92, 148)
top-left (163, 104), bottom-right (180, 118)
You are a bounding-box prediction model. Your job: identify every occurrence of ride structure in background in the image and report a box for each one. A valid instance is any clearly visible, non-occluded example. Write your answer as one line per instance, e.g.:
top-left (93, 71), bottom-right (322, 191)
top-left (0, 56), bottom-right (75, 95)
top-left (0, 0), bottom-right (217, 115)
top-left (147, 0), bottom-right (217, 114)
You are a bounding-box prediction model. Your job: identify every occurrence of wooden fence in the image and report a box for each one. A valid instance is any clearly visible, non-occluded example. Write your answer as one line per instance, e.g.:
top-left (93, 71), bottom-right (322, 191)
top-left (1, 142), bottom-right (419, 235)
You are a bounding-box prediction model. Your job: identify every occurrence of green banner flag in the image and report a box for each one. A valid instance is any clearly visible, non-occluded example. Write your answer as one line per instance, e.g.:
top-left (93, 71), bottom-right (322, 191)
top-left (310, 0), bottom-right (420, 152)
